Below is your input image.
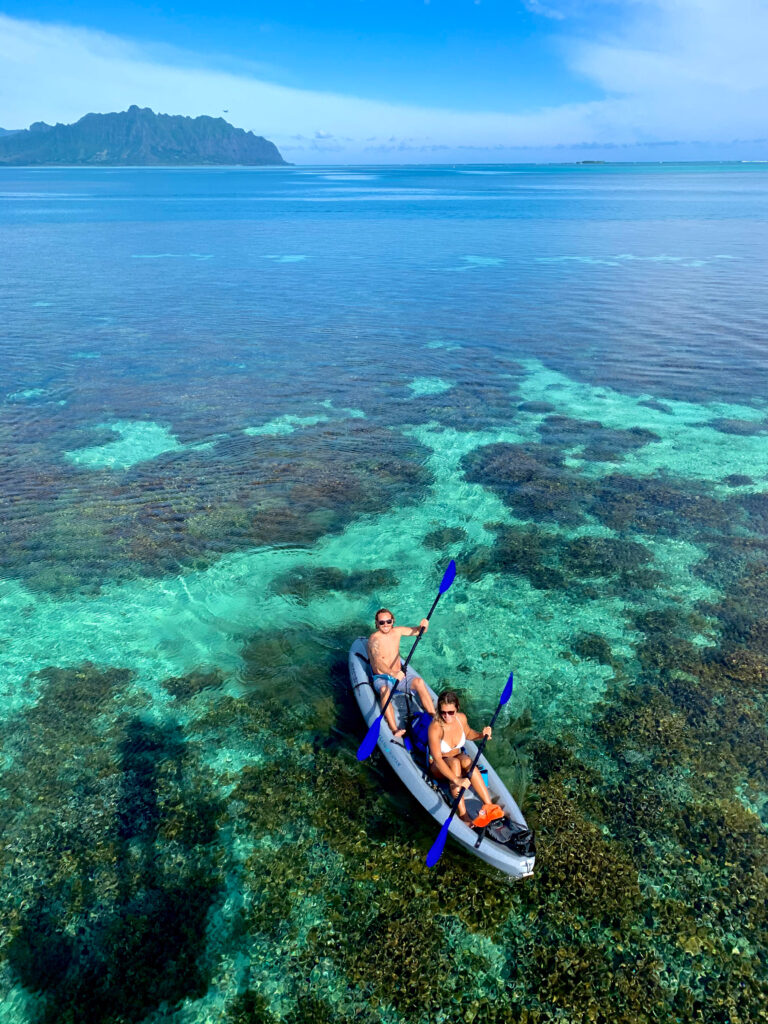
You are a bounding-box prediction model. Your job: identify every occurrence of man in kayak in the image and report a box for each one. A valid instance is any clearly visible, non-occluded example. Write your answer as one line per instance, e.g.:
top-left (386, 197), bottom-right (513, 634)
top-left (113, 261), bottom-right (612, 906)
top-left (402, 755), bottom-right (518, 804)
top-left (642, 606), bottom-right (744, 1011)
top-left (368, 608), bottom-right (436, 737)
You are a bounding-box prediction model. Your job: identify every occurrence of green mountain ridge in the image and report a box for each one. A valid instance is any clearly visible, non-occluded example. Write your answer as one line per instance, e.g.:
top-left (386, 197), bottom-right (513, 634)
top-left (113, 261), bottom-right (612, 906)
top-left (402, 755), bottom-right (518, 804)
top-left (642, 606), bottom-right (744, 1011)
top-left (0, 106), bottom-right (288, 166)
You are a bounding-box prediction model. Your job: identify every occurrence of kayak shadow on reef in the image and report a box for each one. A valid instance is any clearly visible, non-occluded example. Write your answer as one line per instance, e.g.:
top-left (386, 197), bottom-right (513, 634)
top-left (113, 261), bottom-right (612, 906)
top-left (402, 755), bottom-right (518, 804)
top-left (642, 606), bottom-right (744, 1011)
top-left (6, 718), bottom-right (222, 1024)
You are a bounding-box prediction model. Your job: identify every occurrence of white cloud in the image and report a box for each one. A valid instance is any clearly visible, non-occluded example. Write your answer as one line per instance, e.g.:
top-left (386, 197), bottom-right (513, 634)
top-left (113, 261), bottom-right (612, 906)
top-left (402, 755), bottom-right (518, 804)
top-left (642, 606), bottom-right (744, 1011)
top-left (522, 0), bottom-right (566, 21)
top-left (0, 5), bottom-right (767, 162)
top-left (569, 0), bottom-right (768, 147)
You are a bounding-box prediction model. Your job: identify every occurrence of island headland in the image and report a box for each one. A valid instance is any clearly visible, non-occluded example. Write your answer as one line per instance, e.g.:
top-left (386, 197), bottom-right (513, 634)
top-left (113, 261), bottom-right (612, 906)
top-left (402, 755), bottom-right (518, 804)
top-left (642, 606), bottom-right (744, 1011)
top-left (0, 105), bottom-right (288, 166)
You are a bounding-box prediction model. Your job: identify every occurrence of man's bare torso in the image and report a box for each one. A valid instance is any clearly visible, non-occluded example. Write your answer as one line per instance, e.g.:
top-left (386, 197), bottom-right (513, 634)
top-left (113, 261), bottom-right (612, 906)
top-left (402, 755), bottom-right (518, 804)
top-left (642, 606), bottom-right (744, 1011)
top-left (368, 627), bottom-right (408, 676)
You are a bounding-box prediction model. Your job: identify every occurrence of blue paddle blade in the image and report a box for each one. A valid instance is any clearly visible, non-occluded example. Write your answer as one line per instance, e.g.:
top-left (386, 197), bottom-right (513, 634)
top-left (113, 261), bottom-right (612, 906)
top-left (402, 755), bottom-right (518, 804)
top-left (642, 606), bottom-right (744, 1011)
top-left (426, 816), bottom-right (451, 867)
top-left (439, 559), bottom-right (457, 594)
top-left (500, 671), bottom-right (514, 706)
top-left (357, 715), bottom-right (383, 761)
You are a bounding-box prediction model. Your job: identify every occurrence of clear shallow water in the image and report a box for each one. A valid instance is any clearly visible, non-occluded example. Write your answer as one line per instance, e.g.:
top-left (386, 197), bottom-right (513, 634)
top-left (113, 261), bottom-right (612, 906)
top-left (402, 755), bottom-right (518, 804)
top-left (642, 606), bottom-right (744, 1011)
top-left (1, 163), bottom-right (768, 1023)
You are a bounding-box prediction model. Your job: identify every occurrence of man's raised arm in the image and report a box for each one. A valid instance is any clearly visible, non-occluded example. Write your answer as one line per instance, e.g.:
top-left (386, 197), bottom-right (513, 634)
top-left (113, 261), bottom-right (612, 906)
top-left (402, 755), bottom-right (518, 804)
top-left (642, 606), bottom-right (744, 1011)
top-left (398, 618), bottom-right (430, 637)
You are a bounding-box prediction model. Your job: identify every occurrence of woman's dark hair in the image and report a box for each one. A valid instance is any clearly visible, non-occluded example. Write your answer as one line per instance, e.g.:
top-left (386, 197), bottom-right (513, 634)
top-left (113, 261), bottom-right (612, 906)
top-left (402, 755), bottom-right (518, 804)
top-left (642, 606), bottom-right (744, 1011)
top-left (437, 690), bottom-right (461, 711)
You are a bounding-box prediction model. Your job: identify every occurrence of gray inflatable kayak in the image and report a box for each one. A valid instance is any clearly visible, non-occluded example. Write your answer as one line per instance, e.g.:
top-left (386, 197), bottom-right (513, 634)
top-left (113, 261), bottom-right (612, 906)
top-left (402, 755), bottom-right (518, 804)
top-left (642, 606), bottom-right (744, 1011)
top-left (349, 637), bottom-right (536, 878)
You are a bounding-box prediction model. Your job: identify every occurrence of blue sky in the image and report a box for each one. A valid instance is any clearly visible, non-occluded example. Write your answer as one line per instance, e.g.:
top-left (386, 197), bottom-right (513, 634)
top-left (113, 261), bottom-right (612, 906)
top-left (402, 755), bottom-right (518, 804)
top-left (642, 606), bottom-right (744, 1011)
top-left (1, 1), bottom-right (767, 162)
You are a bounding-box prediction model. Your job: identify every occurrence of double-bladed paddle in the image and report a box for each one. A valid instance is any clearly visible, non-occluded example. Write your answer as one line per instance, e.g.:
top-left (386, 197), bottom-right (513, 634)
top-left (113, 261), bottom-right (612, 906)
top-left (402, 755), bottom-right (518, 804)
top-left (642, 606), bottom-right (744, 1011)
top-left (356, 559), bottom-right (456, 762)
top-left (425, 671), bottom-right (514, 867)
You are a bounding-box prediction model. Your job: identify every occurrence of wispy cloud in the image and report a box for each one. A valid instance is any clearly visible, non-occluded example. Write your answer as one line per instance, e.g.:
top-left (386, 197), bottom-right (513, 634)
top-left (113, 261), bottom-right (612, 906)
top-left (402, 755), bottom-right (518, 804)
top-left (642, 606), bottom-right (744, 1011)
top-left (567, 0), bottom-right (768, 139)
top-left (0, 5), bottom-right (766, 162)
top-left (521, 0), bottom-right (566, 22)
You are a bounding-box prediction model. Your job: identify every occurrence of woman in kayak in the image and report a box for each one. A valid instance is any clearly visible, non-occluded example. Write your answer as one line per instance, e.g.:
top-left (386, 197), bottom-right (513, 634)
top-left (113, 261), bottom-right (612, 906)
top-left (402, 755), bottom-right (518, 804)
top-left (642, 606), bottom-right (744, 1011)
top-left (428, 690), bottom-right (504, 828)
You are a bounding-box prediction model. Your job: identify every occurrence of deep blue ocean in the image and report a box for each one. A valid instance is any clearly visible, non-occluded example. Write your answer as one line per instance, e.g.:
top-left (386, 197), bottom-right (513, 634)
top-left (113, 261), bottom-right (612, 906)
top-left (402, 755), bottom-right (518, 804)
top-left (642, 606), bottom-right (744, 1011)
top-left (1, 163), bottom-right (767, 1024)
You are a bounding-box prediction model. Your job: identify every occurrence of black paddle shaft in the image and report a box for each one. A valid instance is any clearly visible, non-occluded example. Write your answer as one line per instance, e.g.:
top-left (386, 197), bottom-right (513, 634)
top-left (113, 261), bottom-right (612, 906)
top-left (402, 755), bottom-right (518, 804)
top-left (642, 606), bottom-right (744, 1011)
top-left (376, 589), bottom-right (442, 724)
top-left (358, 561), bottom-right (456, 763)
top-left (426, 670), bottom-right (513, 866)
top-left (448, 700), bottom-right (506, 806)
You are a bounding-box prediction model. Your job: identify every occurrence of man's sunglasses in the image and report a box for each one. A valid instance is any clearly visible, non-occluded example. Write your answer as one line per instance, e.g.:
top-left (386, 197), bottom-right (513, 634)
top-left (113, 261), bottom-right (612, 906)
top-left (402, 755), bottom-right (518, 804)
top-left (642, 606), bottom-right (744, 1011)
top-left (377, 618), bottom-right (393, 625)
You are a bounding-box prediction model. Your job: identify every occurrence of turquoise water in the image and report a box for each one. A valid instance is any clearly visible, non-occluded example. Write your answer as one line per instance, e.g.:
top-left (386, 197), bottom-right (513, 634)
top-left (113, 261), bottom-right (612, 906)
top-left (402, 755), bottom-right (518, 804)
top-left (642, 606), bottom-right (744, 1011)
top-left (1, 163), bottom-right (768, 1023)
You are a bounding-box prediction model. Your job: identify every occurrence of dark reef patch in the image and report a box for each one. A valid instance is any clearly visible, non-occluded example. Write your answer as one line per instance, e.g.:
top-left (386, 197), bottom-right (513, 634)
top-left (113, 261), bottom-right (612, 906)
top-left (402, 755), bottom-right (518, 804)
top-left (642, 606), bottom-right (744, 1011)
top-left (362, 368), bottom-right (524, 434)
top-left (423, 525), bottom-right (468, 549)
top-left (412, 380), bottom-right (521, 432)
top-left (701, 560), bottom-right (768, 654)
top-left (462, 442), bottom-right (589, 525)
top-left (237, 621), bottom-right (365, 741)
top-left (271, 565), bottom-right (398, 603)
top-left (737, 491), bottom-right (768, 534)
top-left (461, 525), bottom-right (660, 601)
top-left (561, 535), bottom-right (653, 577)
top-left (571, 632), bottom-right (617, 666)
top-left (722, 473), bottom-right (754, 486)
top-left (709, 417), bottom-right (768, 436)
top-left (589, 472), bottom-right (729, 537)
top-left (0, 421), bottom-right (432, 596)
top-left (518, 400), bottom-right (557, 414)
top-left (162, 668), bottom-right (226, 701)
top-left (461, 525), bottom-right (565, 591)
top-left (538, 414), bottom-right (661, 463)
top-left (0, 665), bottom-right (223, 1024)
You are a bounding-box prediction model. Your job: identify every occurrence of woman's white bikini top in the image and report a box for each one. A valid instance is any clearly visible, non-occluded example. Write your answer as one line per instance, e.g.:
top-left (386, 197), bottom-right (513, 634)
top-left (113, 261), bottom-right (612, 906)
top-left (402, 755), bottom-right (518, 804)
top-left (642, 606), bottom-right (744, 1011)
top-left (440, 726), bottom-right (466, 754)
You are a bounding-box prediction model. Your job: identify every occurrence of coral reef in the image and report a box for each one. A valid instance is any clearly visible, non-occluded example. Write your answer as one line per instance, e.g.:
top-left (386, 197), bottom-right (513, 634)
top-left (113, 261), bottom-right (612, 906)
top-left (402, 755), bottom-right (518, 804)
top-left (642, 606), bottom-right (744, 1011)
top-left (538, 414), bottom-right (660, 462)
top-left (0, 422), bottom-right (432, 596)
top-left (3, 573), bottom-right (768, 1024)
top-left (518, 401), bottom-right (557, 414)
top-left (423, 525), bottom-right (468, 549)
top-left (0, 665), bottom-right (223, 1024)
top-left (462, 442), bottom-right (589, 525)
top-left (589, 472), bottom-right (728, 537)
top-left (709, 417), bottom-right (768, 436)
top-left (271, 566), bottom-right (398, 603)
top-left (162, 668), bottom-right (226, 701)
top-left (571, 632), bottom-right (617, 667)
top-left (459, 524), bottom-right (659, 603)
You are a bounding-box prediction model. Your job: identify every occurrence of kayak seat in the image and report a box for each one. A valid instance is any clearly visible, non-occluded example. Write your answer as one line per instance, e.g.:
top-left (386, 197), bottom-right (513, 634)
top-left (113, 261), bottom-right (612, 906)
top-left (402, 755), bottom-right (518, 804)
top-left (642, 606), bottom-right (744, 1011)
top-left (405, 711), bottom-right (489, 818)
top-left (405, 710), bottom-right (433, 770)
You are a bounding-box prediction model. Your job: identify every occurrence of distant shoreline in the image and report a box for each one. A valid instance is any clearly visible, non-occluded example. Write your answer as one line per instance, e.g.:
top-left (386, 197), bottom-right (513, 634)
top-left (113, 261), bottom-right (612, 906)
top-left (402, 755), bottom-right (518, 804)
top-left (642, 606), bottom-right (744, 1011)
top-left (1, 159), bottom-right (765, 169)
